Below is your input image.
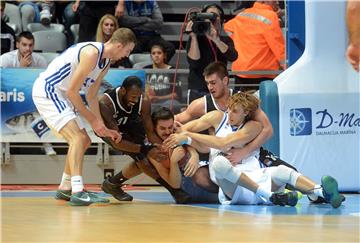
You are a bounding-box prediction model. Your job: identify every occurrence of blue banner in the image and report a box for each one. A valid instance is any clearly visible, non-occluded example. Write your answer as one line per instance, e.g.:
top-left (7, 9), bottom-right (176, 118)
top-left (0, 68), bottom-right (146, 142)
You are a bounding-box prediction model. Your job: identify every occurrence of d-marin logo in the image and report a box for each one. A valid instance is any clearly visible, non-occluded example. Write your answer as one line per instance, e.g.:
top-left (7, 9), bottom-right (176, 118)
top-left (290, 108), bottom-right (359, 136)
top-left (290, 108), bottom-right (312, 136)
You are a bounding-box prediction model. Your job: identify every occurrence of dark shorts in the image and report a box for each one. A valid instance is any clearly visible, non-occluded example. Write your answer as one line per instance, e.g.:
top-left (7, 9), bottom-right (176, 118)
top-left (181, 175), bottom-right (219, 204)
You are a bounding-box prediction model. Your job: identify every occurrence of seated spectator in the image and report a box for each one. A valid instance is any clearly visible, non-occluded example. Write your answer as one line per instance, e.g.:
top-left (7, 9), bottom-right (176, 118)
top-left (0, 31), bottom-right (47, 68)
top-left (0, 31), bottom-right (56, 156)
top-left (95, 13), bottom-right (131, 68)
top-left (96, 14), bottom-right (118, 43)
top-left (78, 0), bottom-right (123, 42)
top-left (145, 44), bottom-right (183, 113)
top-left (119, 0), bottom-right (175, 61)
top-left (15, 1), bottom-right (56, 29)
top-left (1, 1), bottom-right (16, 54)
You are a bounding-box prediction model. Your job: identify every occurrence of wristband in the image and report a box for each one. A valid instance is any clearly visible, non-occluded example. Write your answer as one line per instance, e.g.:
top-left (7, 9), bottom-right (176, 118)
top-left (180, 136), bottom-right (192, 145)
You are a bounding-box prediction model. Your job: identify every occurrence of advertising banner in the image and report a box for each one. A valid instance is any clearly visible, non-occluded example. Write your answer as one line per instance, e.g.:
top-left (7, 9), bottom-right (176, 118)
top-left (279, 93), bottom-right (360, 191)
top-left (0, 68), bottom-right (145, 143)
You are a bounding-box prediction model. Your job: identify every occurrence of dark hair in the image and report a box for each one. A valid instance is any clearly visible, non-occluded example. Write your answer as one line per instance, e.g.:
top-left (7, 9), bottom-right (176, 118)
top-left (202, 3), bottom-right (225, 23)
top-left (151, 107), bottom-right (174, 127)
top-left (203, 61), bottom-right (228, 79)
top-left (150, 43), bottom-right (168, 63)
top-left (121, 76), bottom-right (143, 90)
top-left (16, 31), bottom-right (34, 42)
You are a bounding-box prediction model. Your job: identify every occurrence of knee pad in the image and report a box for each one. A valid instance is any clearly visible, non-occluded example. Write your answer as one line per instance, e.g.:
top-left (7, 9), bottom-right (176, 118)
top-left (271, 165), bottom-right (301, 187)
top-left (212, 155), bottom-right (241, 184)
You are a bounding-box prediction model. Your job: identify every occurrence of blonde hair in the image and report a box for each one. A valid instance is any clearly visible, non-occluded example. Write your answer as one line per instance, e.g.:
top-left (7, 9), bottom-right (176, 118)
top-left (96, 14), bottom-right (119, 42)
top-left (228, 92), bottom-right (260, 117)
top-left (110, 28), bottom-right (137, 46)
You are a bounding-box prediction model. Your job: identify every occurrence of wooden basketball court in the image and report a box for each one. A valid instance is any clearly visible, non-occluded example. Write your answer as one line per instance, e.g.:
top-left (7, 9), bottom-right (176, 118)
top-left (1, 188), bottom-right (359, 242)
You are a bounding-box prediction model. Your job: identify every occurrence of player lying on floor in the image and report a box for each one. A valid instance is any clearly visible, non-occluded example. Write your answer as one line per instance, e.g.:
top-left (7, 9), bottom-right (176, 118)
top-left (164, 92), bottom-right (345, 208)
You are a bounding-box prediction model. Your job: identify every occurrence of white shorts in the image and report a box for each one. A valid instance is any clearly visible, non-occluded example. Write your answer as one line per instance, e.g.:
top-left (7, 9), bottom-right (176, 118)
top-left (219, 168), bottom-right (273, 205)
top-left (32, 79), bottom-right (85, 132)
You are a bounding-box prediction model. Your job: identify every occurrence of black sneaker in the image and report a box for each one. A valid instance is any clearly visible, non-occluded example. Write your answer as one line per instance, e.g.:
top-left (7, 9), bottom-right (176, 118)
top-left (270, 191), bottom-right (298, 206)
top-left (308, 194), bottom-right (346, 204)
top-left (171, 189), bottom-right (192, 204)
top-left (101, 178), bottom-right (133, 201)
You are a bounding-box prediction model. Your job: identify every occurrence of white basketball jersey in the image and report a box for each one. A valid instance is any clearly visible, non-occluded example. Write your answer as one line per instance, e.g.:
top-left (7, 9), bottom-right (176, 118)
top-left (208, 112), bottom-right (262, 184)
top-left (33, 42), bottom-right (110, 98)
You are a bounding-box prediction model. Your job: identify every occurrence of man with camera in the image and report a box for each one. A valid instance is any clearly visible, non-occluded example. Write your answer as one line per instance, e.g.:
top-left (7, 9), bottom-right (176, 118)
top-left (185, 4), bottom-right (238, 104)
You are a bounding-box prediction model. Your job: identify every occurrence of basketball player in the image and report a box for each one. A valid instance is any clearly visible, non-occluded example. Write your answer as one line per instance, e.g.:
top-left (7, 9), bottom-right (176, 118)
top-left (32, 28), bottom-right (136, 206)
top-left (175, 62), bottom-right (297, 194)
top-left (98, 77), bottom-right (192, 204)
top-left (148, 107), bottom-right (219, 203)
top-left (165, 93), bottom-right (344, 208)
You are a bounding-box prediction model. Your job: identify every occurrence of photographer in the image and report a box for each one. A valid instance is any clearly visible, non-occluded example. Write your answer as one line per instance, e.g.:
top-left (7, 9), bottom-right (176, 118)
top-left (186, 4), bottom-right (238, 103)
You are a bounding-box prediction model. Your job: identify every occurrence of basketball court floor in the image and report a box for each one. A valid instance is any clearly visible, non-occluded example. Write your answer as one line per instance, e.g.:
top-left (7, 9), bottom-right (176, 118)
top-left (1, 186), bottom-right (359, 242)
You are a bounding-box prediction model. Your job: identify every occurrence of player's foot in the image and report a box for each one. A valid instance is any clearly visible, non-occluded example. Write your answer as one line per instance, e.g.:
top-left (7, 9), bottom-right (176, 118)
top-left (101, 178), bottom-right (133, 201)
top-left (68, 191), bottom-right (97, 206)
top-left (55, 189), bottom-right (71, 201)
top-left (270, 191), bottom-right (298, 207)
top-left (321, 176), bottom-right (343, 208)
top-left (171, 189), bottom-right (192, 204)
top-left (308, 194), bottom-right (345, 204)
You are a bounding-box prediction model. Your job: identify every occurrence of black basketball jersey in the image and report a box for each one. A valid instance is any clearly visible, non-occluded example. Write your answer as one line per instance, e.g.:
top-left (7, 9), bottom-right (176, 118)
top-left (204, 89), bottom-right (233, 113)
top-left (104, 87), bottom-right (145, 143)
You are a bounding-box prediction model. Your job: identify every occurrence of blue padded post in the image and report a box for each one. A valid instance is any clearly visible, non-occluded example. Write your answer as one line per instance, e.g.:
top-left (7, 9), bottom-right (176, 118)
top-left (259, 81), bottom-right (279, 155)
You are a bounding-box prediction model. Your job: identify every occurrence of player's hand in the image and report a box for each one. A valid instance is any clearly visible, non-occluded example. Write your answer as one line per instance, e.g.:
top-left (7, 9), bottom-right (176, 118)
top-left (105, 128), bottom-right (122, 143)
top-left (226, 148), bottom-right (247, 166)
top-left (183, 156), bottom-right (199, 177)
top-left (163, 133), bottom-right (187, 149)
top-left (72, 1), bottom-right (80, 12)
top-left (173, 120), bottom-right (183, 133)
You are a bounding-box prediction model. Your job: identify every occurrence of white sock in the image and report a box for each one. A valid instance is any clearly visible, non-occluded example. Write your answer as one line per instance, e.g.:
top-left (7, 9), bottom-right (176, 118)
top-left (71, 175), bottom-right (84, 193)
top-left (256, 186), bottom-right (272, 200)
top-left (313, 184), bottom-right (324, 198)
top-left (59, 173), bottom-right (71, 190)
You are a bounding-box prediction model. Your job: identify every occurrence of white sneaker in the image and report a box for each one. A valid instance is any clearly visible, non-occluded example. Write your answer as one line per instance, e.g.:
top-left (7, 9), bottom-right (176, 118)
top-left (43, 143), bottom-right (56, 156)
top-left (40, 9), bottom-right (51, 26)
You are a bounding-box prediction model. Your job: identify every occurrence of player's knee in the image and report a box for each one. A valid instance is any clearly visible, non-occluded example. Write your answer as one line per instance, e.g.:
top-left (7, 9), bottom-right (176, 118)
top-left (71, 132), bottom-right (91, 151)
top-left (212, 156), bottom-right (232, 178)
top-left (274, 165), bottom-right (301, 186)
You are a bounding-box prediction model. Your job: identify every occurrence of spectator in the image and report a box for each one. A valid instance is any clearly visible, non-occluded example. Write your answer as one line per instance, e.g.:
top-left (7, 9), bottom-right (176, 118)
top-left (144, 44), bottom-right (183, 113)
top-left (15, 1), bottom-right (56, 29)
top-left (119, 0), bottom-right (175, 62)
top-left (185, 3), bottom-right (238, 103)
top-left (54, 1), bottom-right (81, 46)
top-left (0, 31), bottom-right (56, 156)
top-left (96, 14), bottom-right (119, 43)
top-left (224, 0), bottom-right (285, 91)
top-left (1, 1), bottom-right (16, 54)
top-left (95, 13), bottom-right (131, 68)
top-left (78, 0), bottom-right (123, 42)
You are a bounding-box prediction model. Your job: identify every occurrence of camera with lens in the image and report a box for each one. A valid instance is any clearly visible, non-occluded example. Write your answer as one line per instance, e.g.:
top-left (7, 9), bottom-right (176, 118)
top-left (189, 12), bottom-right (217, 35)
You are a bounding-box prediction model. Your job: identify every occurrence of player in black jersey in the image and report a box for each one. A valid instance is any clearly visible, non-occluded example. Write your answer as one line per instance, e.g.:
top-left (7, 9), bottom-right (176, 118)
top-left (99, 76), bottom-right (191, 204)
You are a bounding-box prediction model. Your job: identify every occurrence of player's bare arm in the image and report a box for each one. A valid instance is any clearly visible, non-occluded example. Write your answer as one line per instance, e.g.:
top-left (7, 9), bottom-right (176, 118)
top-left (141, 97), bottom-right (163, 145)
top-left (87, 64), bottom-right (110, 122)
top-left (66, 45), bottom-right (100, 124)
top-left (186, 120), bottom-right (262, 152)
top-left (175, 97), bottom-right (205, 124)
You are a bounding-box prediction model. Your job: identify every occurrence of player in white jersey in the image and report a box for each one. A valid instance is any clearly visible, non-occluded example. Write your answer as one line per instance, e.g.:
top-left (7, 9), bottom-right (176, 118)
top-left (165, 93), bottom-right (344, 208)
top-left (32, 28), bottom-right (136, 206)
